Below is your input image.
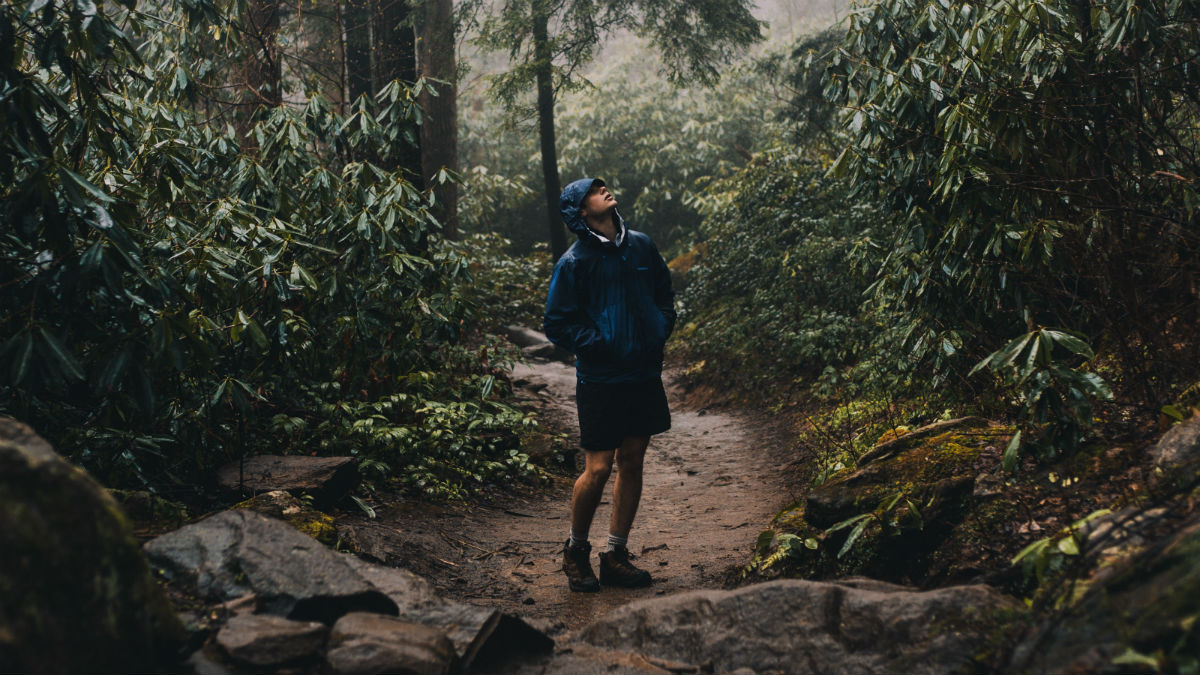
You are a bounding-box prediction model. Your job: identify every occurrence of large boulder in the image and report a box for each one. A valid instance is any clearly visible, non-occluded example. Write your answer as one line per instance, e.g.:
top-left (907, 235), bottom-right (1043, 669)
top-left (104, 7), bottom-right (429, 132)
top-left (0, 417), bottom-right (185, 674)
top-left (1009, 513), bottom-right (1200, 673)
top-left (576, 578), bottom-right (1022, 675)
top-left (758, 419), bottom-right (1012, 583)
top-left (341, 555), bottom-right (554, 671)
top-left (148, 511), bottom-right (552, 671)
top-left (217, 455), bottom-right (359, 505)
top-left (145, 509), bottom-right (398, 623)
top-left (806, 417), bottom-right (996, 528)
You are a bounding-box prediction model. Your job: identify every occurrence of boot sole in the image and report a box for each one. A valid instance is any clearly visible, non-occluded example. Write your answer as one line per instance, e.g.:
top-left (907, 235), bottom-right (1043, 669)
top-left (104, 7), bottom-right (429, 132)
top-left (599, 572), bottom-right (652, 588)
top-left (568, 579), bottom-right (601, 592)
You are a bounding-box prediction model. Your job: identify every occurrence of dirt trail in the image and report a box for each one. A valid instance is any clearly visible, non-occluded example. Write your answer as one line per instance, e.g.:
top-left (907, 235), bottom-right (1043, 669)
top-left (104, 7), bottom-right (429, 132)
top-left (342, 356), bottom-right (797, 637)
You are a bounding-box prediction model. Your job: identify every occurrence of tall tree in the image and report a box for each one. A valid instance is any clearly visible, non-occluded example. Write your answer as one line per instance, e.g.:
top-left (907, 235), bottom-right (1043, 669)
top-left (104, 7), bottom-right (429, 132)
top-left (342, 0), bottom-right (374, 107)
top-left (419, 0), bottom-right (459, 239)
top-left (372, 0), bottom-right (423, 180)
top-left (477, 0), bottom-right (763, 259)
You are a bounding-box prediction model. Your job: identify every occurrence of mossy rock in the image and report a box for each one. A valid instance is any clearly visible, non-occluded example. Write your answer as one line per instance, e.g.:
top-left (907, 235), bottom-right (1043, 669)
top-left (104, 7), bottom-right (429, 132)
top-left (751, 419), bottom-right (1014, 584)
top-left (109, 489), bottom-right (191, 535)
top-left (0, 417), bottom-right (186, 674)
top-left (806, 421), bottom-right (1007, 528)
top-left (1011, 515), bottom-right (1200, 673)
top-left (232, 490), bottom-right (338, 546)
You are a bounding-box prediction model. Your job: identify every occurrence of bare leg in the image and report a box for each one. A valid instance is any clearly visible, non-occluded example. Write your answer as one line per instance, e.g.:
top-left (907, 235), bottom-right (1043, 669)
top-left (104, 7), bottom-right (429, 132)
top-left (570, 449), bottom-right (614, 538)
top-left (609, 435), bottom-right (650, 538)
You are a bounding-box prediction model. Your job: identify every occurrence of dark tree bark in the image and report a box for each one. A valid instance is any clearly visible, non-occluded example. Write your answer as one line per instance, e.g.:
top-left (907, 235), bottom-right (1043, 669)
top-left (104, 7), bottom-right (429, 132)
top-left (343, 0), bottom-right (373, 106)
top-left (532, 7), bottom-right (568, 259)
top-left (372, 0), bottom-right (423, 183)
top-left (236, 0), bottom-right (282, 146)
top-left (418, 0), bottom-right (458, 239)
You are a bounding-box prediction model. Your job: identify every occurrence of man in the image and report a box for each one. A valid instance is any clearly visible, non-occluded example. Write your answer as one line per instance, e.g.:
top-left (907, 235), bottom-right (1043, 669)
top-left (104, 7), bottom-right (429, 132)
top-left (544, 177), bottom-right (676, 592)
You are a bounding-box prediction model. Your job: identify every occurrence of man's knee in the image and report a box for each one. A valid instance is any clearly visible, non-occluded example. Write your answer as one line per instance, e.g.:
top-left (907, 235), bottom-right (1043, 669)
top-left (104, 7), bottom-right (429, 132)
top-left (581, 451), bottom-right (614, 483)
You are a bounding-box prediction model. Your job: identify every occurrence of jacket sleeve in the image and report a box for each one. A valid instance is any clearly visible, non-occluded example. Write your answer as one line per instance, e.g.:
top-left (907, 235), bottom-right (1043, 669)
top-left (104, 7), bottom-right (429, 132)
top-left (544, 256), bottom-right (608, 358)
top-left (652, 242), bottom-right (677, 339)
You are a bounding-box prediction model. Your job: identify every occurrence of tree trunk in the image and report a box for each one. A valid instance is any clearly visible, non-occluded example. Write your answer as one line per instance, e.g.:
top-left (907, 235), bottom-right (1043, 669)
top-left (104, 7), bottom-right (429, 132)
top-left (373, 0), bottom-right (423, 184)
top-left (533, 6), bottom-right (567, 259)
top-left (343, 0), bottom-right (373, 106)
top-left (236, 0), bottom-right (282, 147)
top-left (418, 0), bottom-right (458, 239)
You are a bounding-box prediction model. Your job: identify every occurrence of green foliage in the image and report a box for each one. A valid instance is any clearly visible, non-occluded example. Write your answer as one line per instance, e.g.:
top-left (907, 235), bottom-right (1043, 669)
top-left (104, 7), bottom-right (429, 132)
top-left (677, 148), bottom-right (883, 394)
top-left (1011, 508), bottom-right (1111, 595)
top-left (826, 0), bottom-right (1200, 404)
top-left (0, 0), bottom-right (538, 497)
top-left (472, 0), bottom-right (763, 115)
top-left (459, 234), bottom-right (553, 330)
top-left (459, 46), bottom-right (785, 254)
top-left (972, 329), bottom-right (1113, 469)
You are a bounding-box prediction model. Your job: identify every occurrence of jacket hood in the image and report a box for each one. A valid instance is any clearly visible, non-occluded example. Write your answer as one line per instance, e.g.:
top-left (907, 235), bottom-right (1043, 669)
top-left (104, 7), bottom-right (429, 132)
top-left (560, 177), bottom-right (625, 244)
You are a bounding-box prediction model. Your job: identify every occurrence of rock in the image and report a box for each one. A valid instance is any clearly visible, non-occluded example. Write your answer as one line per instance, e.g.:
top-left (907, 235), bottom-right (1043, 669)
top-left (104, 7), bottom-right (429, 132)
top-left (576, 578), bottom-right (1022, 675)
top-left (523, 341), bottom-right (575, 363)
top-left (145, 509), bottom-right (398, 623)
top-left (326, 612), bottom-right (459, 675)
top-left (504, 324), bottom-right (549, 348)
top-left (215, 613), bottom-right (328, 667)
top-left (1149, 416), bottom-right (1200, 469)
top-left (505, 324), bottom-right (574, 363)
top-left (232, 489), bottom-right (337, 545)
top-left (0, 416), bottom-right (185, 674)
top-left (1010, 514), bottom-right (1200, 673)
top-left (342, 555), bottom-right (554, 670)
top-left (147, 511), bottom-right (552, 669)
top-left (857, 416), bottom-right (992, 466)
top-left (217, 455), bottom-right (358, 505)
top-left (109, 488), bottom-right (190, 534)
top-left (342, 555), bottom-right (441, 613)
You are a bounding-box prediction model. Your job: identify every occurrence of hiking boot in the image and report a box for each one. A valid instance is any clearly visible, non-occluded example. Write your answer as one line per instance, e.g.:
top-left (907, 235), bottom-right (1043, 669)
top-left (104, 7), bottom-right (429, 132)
top-left (598, 546), bottom-right (653, 588)
top-left (562, 539), bottom-right (600, 592)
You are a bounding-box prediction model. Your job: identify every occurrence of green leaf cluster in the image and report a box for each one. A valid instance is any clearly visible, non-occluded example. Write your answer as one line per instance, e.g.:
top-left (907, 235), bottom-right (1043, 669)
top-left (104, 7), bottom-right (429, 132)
top-left (0, 0), bottom-right (538, 496)
top-left (826, 0), bottom-right (1200, 405)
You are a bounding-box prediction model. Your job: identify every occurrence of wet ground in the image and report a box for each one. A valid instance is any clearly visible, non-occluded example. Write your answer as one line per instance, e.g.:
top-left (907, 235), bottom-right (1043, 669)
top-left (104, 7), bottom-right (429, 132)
top-left (336, 355), bottom-right (798, 637)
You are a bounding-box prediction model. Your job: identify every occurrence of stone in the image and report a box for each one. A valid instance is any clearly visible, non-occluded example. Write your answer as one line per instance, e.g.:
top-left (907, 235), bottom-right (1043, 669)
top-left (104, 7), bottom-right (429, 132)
top-left (0, 416), bottom-right (185, 674)
top-left (232, 489), bottom-right (337, 545)
top-left (326, 612), bottom-right (458, 675)
top-left (1149, 416), bottom-right (1200, 469)
top-left (504, 324), bottom-right (549, 348)
top-left (857, 416), bottom-right (992, 466)
top-left (144, 509), bottom-right (398, 623)
top-left (215, 613), bottom-right (328, 667)
top-left (217, 455), bottom-right (358, 505)
top-left (523, 341), bottom-right (574, 363)
top-left (1010, 514), bottom-right (1200, 673)
top-left (342, 555), bottom-right (554, 670)
top-left (505, 324), bottom-right (573, 363)
top-left (576, 578), bottom-right (1022, 675)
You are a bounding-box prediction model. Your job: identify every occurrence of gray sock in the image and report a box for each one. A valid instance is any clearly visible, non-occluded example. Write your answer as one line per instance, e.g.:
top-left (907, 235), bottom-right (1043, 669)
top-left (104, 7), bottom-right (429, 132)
top-left (568, 530), bottom-right (588, 548)
top-left (606, 533), bottom-right (628, 553)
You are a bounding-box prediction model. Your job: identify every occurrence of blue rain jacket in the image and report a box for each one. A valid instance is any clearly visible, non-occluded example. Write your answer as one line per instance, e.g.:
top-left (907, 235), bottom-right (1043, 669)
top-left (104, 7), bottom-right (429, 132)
top-left (544, 177), bottom-right (676, 383)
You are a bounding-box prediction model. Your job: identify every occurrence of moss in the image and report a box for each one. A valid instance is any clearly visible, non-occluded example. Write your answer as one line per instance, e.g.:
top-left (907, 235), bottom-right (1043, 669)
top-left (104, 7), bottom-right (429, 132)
top-left (1, 437), bottom-right (186, 673)
top-left (756, 423), bottom-right (1017, 584)
top-left (232, 490), bottom-right (338, 547)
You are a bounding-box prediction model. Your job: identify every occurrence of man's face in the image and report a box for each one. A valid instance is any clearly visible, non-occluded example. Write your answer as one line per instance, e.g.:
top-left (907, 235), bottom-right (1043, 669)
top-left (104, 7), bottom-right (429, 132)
top-left (581, 184), bottom-right (617, 217)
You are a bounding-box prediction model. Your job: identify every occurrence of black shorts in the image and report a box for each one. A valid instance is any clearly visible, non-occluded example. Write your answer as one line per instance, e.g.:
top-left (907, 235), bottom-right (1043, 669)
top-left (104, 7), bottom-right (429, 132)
top-left (576, 379), bottom-right (671, 452)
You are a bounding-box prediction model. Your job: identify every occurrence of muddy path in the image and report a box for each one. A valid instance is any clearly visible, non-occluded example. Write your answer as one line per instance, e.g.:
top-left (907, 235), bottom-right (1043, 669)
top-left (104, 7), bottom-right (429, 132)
top-left (336, 355), bottom-right (799, 637)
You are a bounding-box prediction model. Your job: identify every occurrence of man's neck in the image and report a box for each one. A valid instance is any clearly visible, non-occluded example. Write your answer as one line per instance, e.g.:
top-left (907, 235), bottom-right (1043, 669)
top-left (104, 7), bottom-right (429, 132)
top-left (585, 212), bottom-right (618, 241)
